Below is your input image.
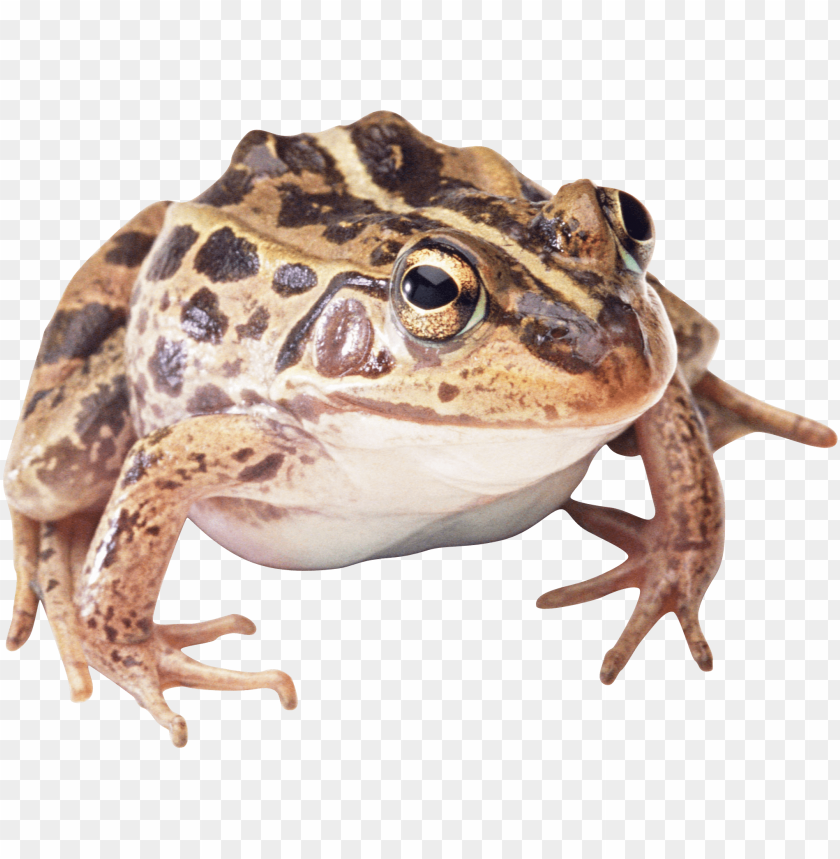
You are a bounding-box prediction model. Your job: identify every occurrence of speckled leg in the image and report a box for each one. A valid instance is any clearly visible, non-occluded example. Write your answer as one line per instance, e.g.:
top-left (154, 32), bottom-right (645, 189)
top-left (74, 414), bottom-right (318, 746)
top-left (538, 368), bottom-right (725, 682)
top-left (5, 202), bottom-right (168, 688)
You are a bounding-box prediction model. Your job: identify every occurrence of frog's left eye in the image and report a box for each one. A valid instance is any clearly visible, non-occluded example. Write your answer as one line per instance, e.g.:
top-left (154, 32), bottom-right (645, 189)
top-left (392, 242), bottom-right (486, 342)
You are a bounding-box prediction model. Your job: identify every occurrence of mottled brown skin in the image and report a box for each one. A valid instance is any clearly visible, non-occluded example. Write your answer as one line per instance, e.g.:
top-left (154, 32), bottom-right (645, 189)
top-left (4, 112), bottom-right (836, 746)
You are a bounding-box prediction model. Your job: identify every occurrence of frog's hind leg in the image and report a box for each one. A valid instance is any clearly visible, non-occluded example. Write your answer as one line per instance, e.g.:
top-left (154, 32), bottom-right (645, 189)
top-left (692, 371), bottom-right (837, 452)
top-left (4, 202), bottom-right (169, 692)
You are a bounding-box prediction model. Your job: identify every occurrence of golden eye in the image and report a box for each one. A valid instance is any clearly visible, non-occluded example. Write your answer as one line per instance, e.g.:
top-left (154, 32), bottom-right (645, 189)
top-left (393, 242), bottom-right (485, 342)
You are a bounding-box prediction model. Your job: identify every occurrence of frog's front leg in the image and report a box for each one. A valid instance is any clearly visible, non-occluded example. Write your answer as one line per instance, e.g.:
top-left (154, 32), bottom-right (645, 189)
top-left (538, 367), bottom-right (725, 683)
top-left (74, 414), bottom-right (314, 746)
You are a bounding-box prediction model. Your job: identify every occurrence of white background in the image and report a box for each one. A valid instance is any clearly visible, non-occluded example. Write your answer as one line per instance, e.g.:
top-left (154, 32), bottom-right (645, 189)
top-left (1, 2), bottom-right (837, 857)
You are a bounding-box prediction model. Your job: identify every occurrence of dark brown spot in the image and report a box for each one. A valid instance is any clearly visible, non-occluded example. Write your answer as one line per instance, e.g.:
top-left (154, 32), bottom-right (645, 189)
top-left (543, 404), bottom-right (559, 421)
top-left (133, 373), bottom-right (147, 408)
top-left (181, 287), bottom-right (229, 344)
top-left (195, 166), bottom-right (255, 207)
top-left (104, 625), bottom-right (117, 643)
top-left (232, 447), bottom-right (255, 462)
top-left (45, 578), bottom-right (59, 592)
top-left (123, 656), bottom-right (141, 667)
top-left (369, 240), bottom-right (403, 267)
top-left (438, 382), bottom-right (459, 403)
top-left (155, 479), bottom-right (181, 490)
top-left (145, 525), bottom-right (160, 536)
top-left (101, 508), bottom-right (141, 569)
top-left (87, 618), bottom-right (97, 629)
top-left (122, 450), bottom-right (159, 486)
top-left (356, 347), bottom-right (395, 378)
top-left (36, 304), bottom-right (127, 366)
top-left (146, 224), bottom-right (199, 281)
top-left (159, 293), bottom-right (170, 311)
top-left (235, 306), bottom-right (270, 340)
top-left (104, 231), bottom-right (156, 268)
top-left (193, 226), bottom-right (260, 283)
top-left (136, 618), bottom-right (152, 635)
top-left (186, 384), bottom-right (236, 415)
top-left (241, 389), bottom-right (272, 407)
top-left (189, 452), bottom-right (207, 473)
top-left (147, 425), bottom-right (174, 446)
top-left (74, 375), bottom-right (130, 445)
top-left (314, 298), bottom-right (374, 378)
top-left (148, 337), bottom-right (187, 396)
top-left (135, 308), bottom-right (149, 335)
top-left (39, 548), bottom-right (56, 562)
top-left (23, 388), bottom-right (53, 419)
top-left (220, 358), bottom-right (244, 377)
top-left (238, 453), bottom-right (285, 483)
top-left (272, 263), bottom-right (317, 297)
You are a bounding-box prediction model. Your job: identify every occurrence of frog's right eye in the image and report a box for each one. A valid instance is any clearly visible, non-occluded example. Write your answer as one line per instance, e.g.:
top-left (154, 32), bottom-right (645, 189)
top-left (392, 242), bottom-right (486, 342)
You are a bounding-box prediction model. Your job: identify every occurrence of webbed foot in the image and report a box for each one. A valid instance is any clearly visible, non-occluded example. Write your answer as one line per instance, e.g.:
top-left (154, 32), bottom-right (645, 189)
top-left (81, 614), bottom-right (297, 747)
top-left (537, 499), bottom-right (717, 682)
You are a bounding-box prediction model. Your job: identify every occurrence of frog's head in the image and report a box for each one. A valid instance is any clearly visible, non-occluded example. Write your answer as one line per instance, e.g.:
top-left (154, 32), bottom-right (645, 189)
top-left (345, 177), bottom-right (677, 431)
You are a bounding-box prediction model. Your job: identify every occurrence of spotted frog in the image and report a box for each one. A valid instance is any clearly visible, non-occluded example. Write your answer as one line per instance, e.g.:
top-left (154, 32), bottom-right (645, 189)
top-left (5, 112), bottom-right (835, 746)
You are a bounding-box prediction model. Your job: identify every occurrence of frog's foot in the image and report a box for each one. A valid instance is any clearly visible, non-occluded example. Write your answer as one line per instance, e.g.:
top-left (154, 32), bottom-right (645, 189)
top-left (693, 370), bottom-right (837, 451)
top-left (537, 499), bottom-right (718, 682)
top-left (81, 614), bottom-right (297, 747)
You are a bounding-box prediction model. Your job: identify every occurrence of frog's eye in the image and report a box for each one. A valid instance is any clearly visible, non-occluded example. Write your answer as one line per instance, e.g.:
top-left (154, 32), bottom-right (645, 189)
top-left (393, 243), bottom-right (485, 342)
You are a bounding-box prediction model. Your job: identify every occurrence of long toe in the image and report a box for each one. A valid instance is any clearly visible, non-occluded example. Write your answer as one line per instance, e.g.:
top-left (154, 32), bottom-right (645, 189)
top-left (159, 647), bottom-right (299, 707)
top-left (156, 614), bottom-right (258, 648)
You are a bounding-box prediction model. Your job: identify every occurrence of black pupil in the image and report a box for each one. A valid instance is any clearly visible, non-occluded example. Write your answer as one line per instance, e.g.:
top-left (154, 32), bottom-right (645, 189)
top-left (617, 190), bottom-right (652, 242)
top-left (401, 265), bottom-right (459, 309)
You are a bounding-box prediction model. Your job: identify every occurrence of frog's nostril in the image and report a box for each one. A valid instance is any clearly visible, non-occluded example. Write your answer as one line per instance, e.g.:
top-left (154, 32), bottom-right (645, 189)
top-left (618, 191), bottom-right (653, 242)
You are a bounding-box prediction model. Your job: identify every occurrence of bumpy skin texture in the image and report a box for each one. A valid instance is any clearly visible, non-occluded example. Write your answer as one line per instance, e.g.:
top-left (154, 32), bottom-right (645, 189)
top-left (4, 112), bottom-right (836, 745)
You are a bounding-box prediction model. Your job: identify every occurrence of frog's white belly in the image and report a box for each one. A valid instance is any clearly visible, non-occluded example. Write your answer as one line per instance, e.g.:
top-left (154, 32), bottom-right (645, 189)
top-left (187, 413), bottom-right (630, 571)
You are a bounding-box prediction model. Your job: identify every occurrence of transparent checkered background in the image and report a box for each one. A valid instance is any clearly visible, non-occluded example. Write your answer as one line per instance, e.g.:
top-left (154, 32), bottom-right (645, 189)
top-left (1, 2), bottom-right (837, 857)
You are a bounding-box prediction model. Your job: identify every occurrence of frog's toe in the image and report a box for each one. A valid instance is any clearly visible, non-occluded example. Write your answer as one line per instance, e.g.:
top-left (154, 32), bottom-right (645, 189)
top-left (159, 646), bottom-right (298, 711)
top-left (156, 613), bottom-right (257, 649)
top-left (6, 509), bottom-right (40, 651)
top-left (676, 608), bottom-right (713, 672)
top-left (139, 689), bottom-right (189, 747)
top-left (599, 598), bottom-right (663, 684)
top-left (536, 562), bottom-right (634, 609)
top-left (6, 579), bottom-right (39, 651)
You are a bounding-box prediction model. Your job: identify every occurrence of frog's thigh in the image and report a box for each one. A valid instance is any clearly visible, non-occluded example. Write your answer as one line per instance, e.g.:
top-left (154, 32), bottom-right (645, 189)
top-left (76, 414), bottom-right (327, 641)
top-left (4, 328), bottom-right (136, 521)
top-left (5, 201), bottom-right (169, 522)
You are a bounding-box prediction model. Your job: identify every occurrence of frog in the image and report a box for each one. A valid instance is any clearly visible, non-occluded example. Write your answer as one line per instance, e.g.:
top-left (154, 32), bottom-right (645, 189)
top-left (4, 112), bottom-right (836, 747)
